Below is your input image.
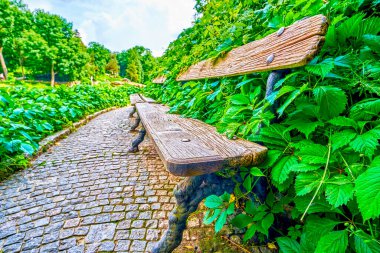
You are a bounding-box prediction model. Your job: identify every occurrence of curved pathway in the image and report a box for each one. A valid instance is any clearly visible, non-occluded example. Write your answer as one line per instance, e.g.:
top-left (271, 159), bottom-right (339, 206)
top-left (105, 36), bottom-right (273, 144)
top-left (0, 108), bottom-right (217, 253)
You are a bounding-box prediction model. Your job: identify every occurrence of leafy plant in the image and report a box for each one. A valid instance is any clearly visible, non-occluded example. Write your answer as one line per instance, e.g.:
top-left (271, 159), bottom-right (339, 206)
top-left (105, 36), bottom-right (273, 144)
top-left (0, 83), bottom-right (139, 180)
top-left (146, 0), bottom-right (380, 251)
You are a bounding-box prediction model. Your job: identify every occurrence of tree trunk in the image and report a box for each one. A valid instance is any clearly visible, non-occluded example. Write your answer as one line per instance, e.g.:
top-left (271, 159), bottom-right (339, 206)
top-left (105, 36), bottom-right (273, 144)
top-left (51, 62), bottom-right (55, 87)
top-left (20, 58), bottom-right (25, 79)
top-left (0, 47), bottom-right (8, 80)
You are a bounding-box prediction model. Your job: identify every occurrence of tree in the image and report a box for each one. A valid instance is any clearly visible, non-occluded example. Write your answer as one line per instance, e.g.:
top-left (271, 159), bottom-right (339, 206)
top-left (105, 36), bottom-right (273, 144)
top-left (33, 10), bottom-right (75, 86)
top-left (117, 46), bottom-right (156, 82)
top-left (106, 54), bottom-right (119, 77)
top-left (87, 42), bottom-right (111, 77)
top-left (0, 0), bottom-right (30, 79)
top-left (125, 49), bottom-right (143, 82)
top-left (12, 30), bottom-right (48, 78)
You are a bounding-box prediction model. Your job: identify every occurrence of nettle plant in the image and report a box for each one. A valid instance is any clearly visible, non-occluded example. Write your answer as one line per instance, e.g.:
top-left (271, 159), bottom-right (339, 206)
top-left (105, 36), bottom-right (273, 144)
top-left (146, 0), bottom-right (380, 251)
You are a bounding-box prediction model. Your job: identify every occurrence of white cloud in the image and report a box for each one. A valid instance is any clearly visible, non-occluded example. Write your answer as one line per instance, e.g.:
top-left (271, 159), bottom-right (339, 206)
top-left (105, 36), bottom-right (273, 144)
top-left (24, 0), bottom-right (196, 57)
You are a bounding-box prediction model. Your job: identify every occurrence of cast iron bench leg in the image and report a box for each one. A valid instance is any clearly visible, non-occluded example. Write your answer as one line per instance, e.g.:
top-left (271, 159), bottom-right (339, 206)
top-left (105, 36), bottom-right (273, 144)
top-left (128, 105), bottom-right (136, 118)
top-left (130, 114), bottom-right (141, 131)
top-left (152, 173), bottom-right (236, 253)
top-left (128, 127), bottom-right (146, 153)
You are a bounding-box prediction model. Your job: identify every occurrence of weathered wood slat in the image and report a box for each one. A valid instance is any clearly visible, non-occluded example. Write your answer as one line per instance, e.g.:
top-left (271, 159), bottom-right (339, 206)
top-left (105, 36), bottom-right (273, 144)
top-left (140, 95), bottom-right (156, 103)
top-left (136, 103), bottom-right (267, 176)
top-left (152, 76), bottom-right (167, 84)
top-left (130, 94), bottom-right (145, 105)
top-left (176, 15), bottom-right (328, 81)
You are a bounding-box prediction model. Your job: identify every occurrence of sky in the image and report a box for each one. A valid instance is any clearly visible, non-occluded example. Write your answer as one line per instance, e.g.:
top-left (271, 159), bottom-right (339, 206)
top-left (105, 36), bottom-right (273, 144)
top-left (23, 0), bottom-right (196, 57)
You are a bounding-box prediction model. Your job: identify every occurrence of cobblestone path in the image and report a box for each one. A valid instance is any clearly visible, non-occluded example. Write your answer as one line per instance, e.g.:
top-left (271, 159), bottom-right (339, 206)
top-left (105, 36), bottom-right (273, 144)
top-left (0, 107), bottom-right (223, 253)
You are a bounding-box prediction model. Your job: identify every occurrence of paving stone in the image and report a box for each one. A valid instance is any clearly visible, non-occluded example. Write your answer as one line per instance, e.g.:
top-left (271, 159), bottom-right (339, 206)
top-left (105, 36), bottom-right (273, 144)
top-left (131, 220), bottom-right (144, 228)
top-left (115, 230), bottom-right (130, 240)
top-left (42, 230), bottom-right (60, 244)
top-left (74, 226), bottom-right (89, 236)
top-left (130, 240), bottom-right (147, 252)
top-left (45, 221), bottom-right (64, 233)
top-left (23, 236), bottom-right (42, 250)
top-left (34, 217), bottom-right (50, 228)
top-left (146, 229), bottom-right (160, 241)
top-left (67, 245), bottom-right (85, 253)
top-left (63, 218), bottom-right (81, 228)
top-left (40, 241), bottom-right (60, 253)
top-left (59, 238), bottom-right (77, 250)
top-left (116, 220), bottom-right (131, 230)
top-left (95, 214), bottom-right (110, 223)
top-left (115, 240), bottom-right (131, 251)
top-left (85, 223), bottom-right (116, 243)
top-left (110, 212), bottom-right (125, 221)
top-left (25, 228), bottom-right (44, 240)
top-left (60, 229), bottom-right (74, 239)
top-left (129, 229), bottom-right (146, 240)
top-left (4, 232), bottom-right (25, 246)
top-left (98, 241), bottom-right (115, 251)
top-left (0, 226), bottom-right (17, 239)
top-left (2, 242), bottom-right (22, 252)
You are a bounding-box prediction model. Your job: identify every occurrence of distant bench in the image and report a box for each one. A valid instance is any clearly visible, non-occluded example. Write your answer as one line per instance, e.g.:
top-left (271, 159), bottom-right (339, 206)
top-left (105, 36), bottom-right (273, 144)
top-left (129, 14), bottom-right (328, 253)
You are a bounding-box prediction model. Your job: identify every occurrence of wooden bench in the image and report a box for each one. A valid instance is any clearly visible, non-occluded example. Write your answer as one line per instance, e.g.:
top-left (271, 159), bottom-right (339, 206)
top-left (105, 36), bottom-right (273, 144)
top-left (130, 14), bottom-right (328, 253)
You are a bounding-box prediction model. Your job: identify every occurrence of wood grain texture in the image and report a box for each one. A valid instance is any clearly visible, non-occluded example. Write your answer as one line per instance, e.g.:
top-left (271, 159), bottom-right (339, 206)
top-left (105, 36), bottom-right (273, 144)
top-left (176, 15), bottom-right (328, 81)
top-left (136, 103), bottom-right (267, 176)
top-left (130, 94), bottom-right (145, 105)
top-left (152, 76), bottom-right (167, 84)
top-left (130, 94), bottom-right (156, 105)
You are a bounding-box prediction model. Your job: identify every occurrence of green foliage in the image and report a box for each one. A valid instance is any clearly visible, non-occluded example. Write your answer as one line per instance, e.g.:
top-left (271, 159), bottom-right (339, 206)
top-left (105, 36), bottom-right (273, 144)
top-left (146, 0), bottom-right (380, 251)
top-left (117, 46), bottom-right (156, 83)
top-left (0, 83), bottom-right (139, 180)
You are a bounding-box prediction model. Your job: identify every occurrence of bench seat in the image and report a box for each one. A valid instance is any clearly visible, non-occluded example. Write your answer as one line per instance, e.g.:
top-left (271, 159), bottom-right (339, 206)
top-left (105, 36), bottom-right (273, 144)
top-left (135, 102), bottom-right (267, 177)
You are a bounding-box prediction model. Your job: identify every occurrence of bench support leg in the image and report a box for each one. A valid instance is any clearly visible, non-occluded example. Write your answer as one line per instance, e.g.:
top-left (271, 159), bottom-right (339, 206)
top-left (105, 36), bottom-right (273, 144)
top-left (265, 69), bottom-right (290, 115)
top-left (152, 173), bottom-right (236, 253)
top-left (128, 105), bottom-right (136, 118)
top-left (130, 114), bottom-right (141, 131)
top-left (128, 127), bottom-right (146, 153)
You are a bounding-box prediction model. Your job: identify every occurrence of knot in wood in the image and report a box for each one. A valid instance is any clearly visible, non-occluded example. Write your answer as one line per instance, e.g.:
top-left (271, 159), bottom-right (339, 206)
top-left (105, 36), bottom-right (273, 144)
top-left (266, 54), bottom-right (275, 65)
top-left (277, 27), bottom-right (285, 36)
top-left (181, 138), bottom-right (191, 142)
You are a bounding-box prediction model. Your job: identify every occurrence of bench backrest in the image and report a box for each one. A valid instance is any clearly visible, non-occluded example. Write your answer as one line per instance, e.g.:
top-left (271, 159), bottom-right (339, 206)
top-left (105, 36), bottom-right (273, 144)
top-left (153, 14), bottom-right (328, 83)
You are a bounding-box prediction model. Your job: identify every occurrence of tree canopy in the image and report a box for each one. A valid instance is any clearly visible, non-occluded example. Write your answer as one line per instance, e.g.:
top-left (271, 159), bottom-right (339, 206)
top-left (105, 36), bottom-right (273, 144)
top-left (0, 0), bottom-right (156, 85)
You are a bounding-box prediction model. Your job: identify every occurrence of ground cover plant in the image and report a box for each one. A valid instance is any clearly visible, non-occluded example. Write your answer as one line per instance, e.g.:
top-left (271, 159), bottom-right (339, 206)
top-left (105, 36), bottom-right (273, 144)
top-left (0, 83), bottom-right (139, 180)
top-left (146, 0), bottom-right (380, 251)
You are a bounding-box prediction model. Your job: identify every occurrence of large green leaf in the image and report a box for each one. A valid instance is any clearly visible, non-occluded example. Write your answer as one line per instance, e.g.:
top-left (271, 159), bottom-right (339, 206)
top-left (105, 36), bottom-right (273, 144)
top-left (301, 216), bottom-right (340, 252)
top-left (215, 210), bottom-right (227, 233)
top-left (350, 129), bottom-right (380, 157)
top-left (204, 195), bottom-right (223, 208)
top-left (277, 237), bottom-right (301, 253)
top-left (295, 172), bottom-right (321, 196)
top-left (315, 230), bottom-right (348, 253)
top-left (325, 176), bottom-right (354, 207)
top-left (231, 214), bottom-right (252, 229)
top-left (272, 155), bottom-right (298, 184)
top-left (355, 166), bottom-right (380, 220)
top-left (313, 86), bottom-right (347, 120)
top-left (354, 230), bottom-right (380, 253)
top-left (331, 129), bottom-right (357, 151)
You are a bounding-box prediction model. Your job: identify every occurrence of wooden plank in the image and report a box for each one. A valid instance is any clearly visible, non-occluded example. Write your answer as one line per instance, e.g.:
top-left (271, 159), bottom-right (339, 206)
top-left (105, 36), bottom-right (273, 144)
top-left (127, 81), bottom-right (145, 88)
top-left (140, 95), bottom-right (156, 103)
top-left (152, 76), bottom-right (167, 84)
top-left (130, 94), bottom-right (144, 105)
top-left (136, 103), bottom-right (267, 176)
top-left (177, 15), bottom-right (328, 81)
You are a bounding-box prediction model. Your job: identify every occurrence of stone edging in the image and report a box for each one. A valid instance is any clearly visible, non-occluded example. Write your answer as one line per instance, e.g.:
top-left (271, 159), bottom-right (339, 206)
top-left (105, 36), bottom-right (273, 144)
top-left (34, 107), bottom-right (118, 157)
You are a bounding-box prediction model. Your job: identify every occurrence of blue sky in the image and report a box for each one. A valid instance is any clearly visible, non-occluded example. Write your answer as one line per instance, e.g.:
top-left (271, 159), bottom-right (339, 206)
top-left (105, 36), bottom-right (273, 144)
top-left (24, 0), bottom-right (196, 56)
